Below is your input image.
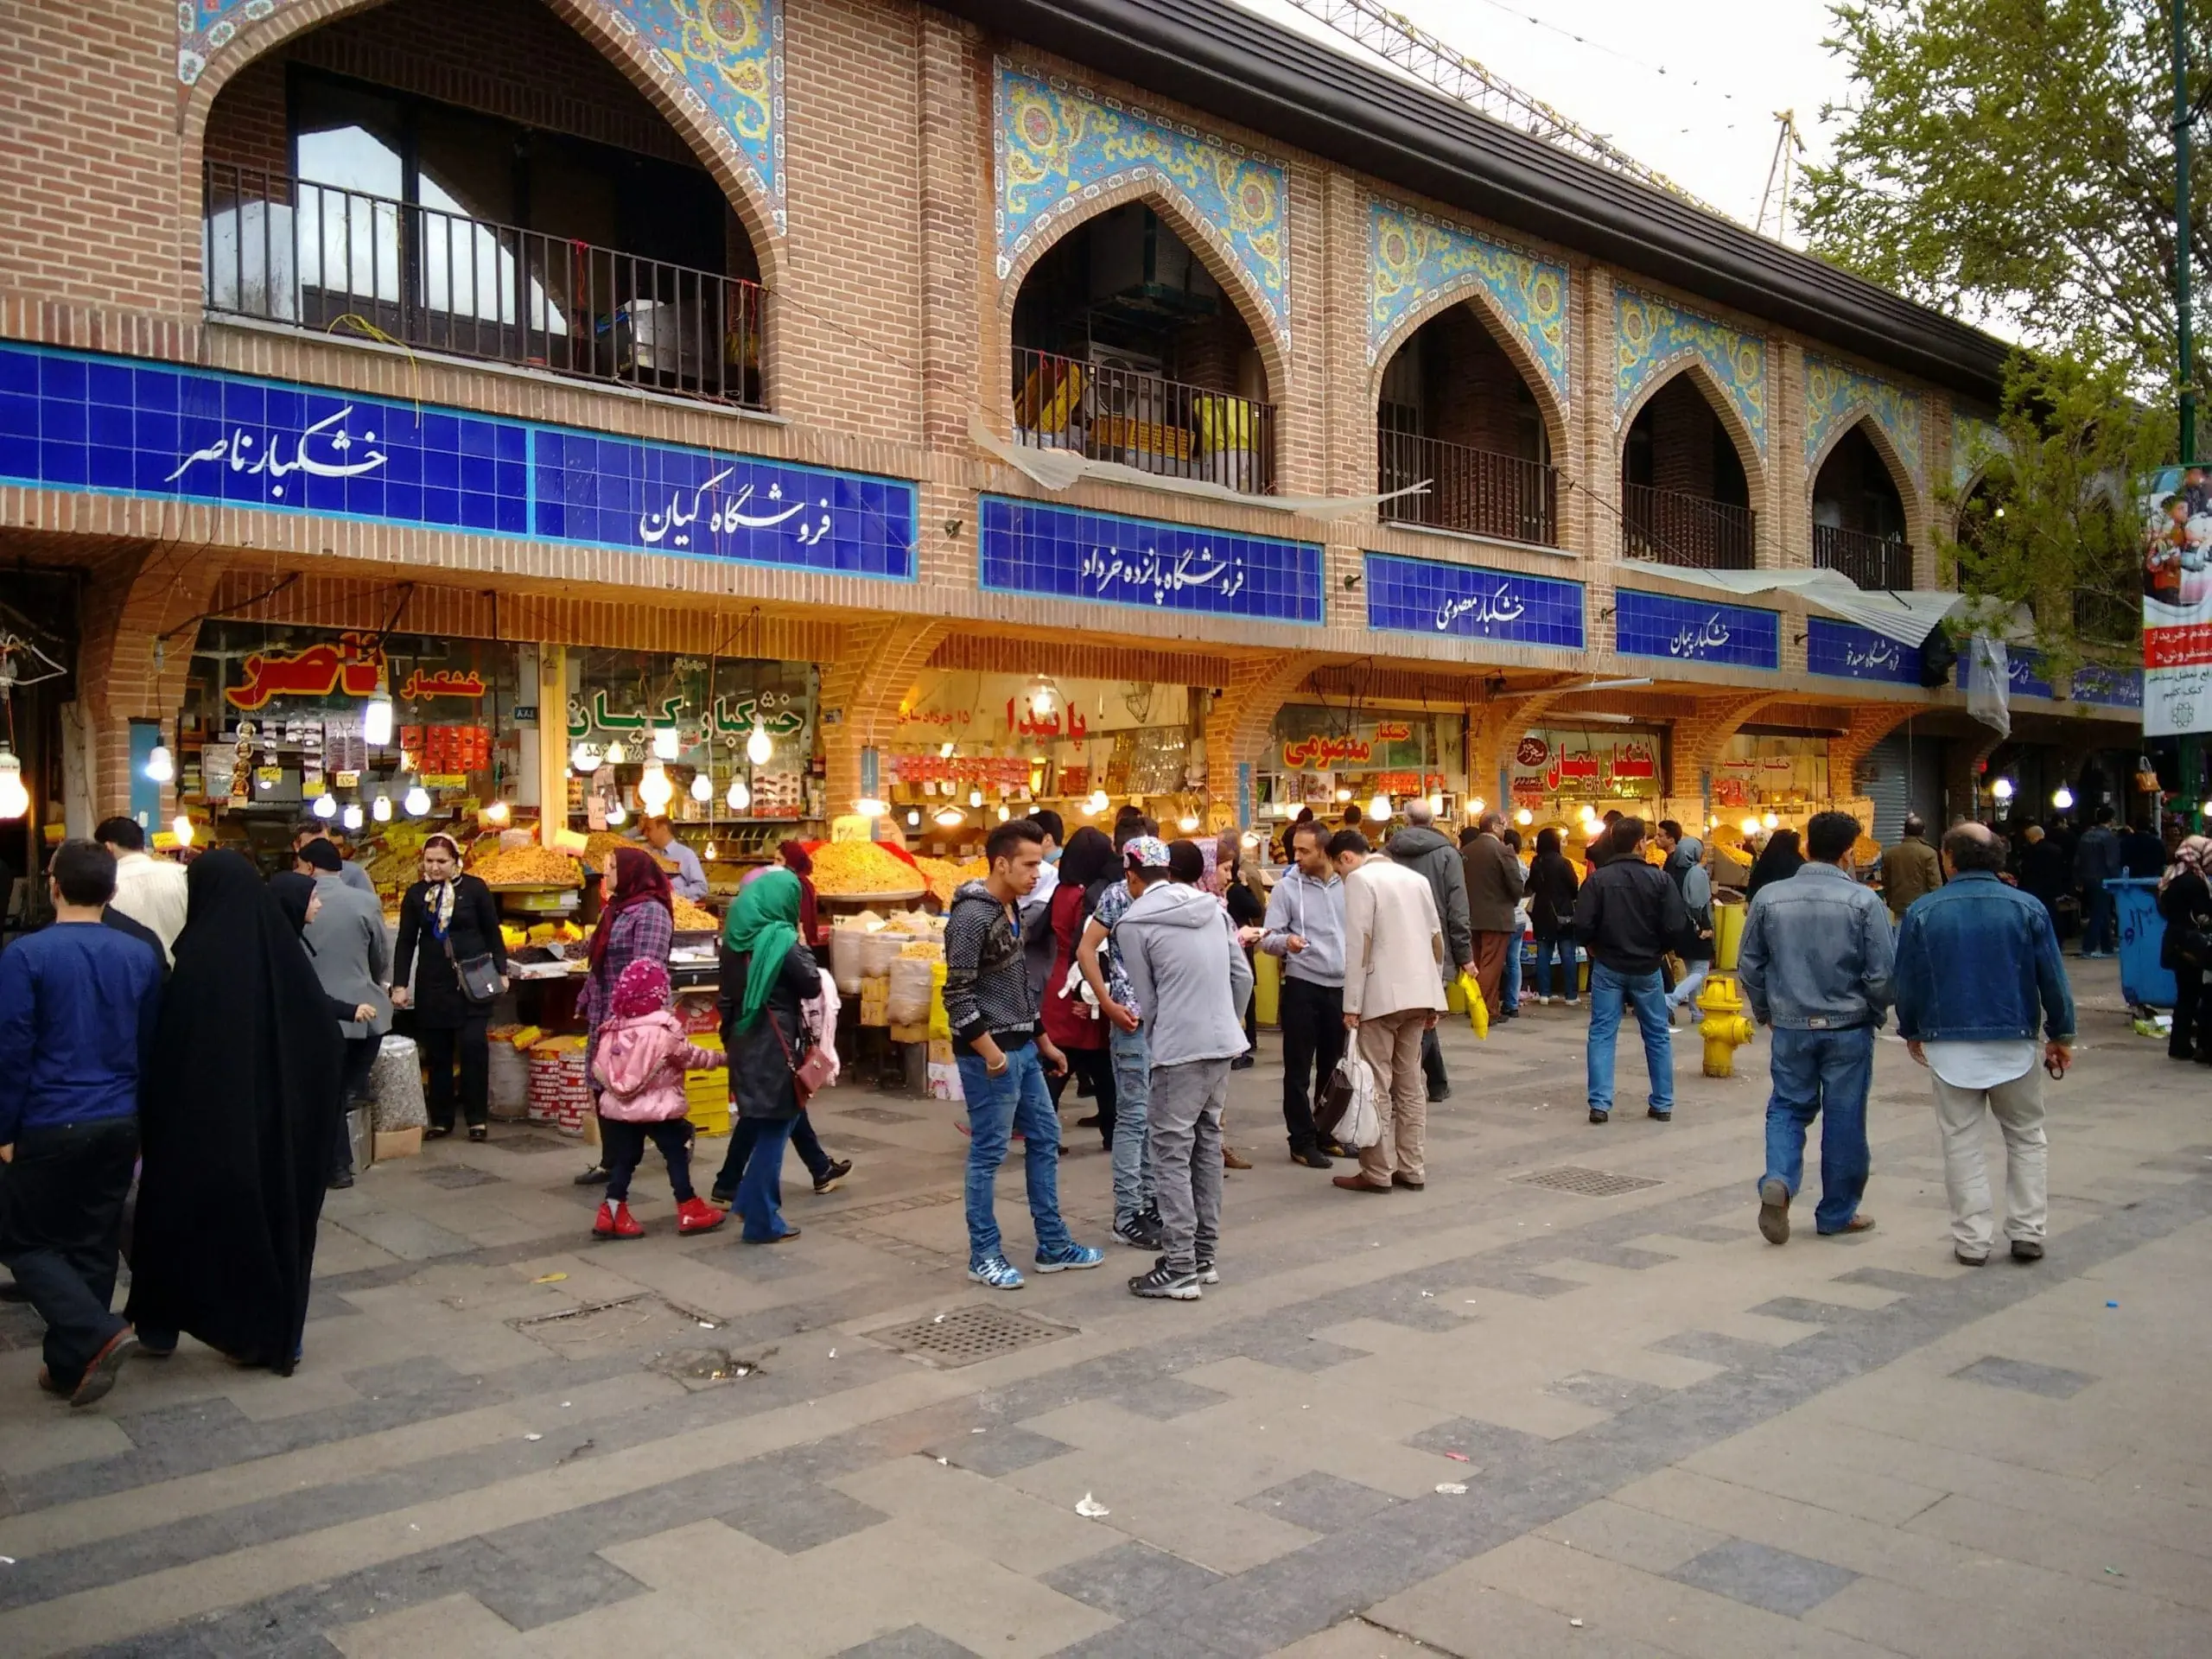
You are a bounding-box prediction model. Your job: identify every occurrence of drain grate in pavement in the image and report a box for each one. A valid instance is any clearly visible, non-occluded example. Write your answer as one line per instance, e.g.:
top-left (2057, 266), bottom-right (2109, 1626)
top-left (872, 1304), bottom-right (1076, 1368)
top-left (1512, 1166), bottom-right (1664, 1198)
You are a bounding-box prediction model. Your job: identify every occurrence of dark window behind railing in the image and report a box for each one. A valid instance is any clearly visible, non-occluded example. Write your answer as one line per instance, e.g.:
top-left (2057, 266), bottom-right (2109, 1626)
top-left (1010, 346), bottom-right (1275, 493)
top-left (1813, 523), bottom-right (1915, 589)
top-left (1623, 482), bottom-right (1755, 569)
top-left (1376, 429), bottom-right (1556, 546)
top-left (202, 162), bottom-right (766, 409)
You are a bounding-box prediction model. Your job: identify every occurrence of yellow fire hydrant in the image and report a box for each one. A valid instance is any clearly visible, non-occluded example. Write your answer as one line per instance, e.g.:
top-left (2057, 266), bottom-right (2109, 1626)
top-left (1695, 971), bottom-right (1757, 1077)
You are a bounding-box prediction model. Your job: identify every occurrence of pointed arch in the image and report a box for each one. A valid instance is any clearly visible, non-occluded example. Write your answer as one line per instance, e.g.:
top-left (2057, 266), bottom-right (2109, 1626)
top-left (177, 0), bottom-right (785, 297)
top-left (1365, 283), bottom-right (1569, 467)
top-left (995, 177), bottom-right (1291, 409)
top-left (1616, 356), bottom-right (1766, 502)
top-left (1810, 412), bottom-right (1931, 580)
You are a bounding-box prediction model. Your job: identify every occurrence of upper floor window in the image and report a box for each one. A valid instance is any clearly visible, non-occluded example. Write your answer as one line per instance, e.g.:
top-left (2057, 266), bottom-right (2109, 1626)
top-left (1375, 301), bottom-right (1558, 546)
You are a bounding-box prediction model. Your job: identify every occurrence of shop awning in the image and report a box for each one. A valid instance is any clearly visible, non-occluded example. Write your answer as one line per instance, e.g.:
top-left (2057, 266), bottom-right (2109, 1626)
top-left (1612, 560), bottom-right (1971, 647)
top-left (969, 415), bottom-right (1423, 520)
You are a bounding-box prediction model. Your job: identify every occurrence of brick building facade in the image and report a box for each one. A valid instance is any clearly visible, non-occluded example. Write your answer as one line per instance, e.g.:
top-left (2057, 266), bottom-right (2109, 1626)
top-left (0, 0), bottom-right (2142, 860)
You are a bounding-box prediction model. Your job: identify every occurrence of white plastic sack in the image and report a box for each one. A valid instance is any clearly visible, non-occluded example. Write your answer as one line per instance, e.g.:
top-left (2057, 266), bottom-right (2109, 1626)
top-left (859, 929), bottom-right (903, 979)
top-left (1331, 1052), bottom-right (1382, 1149)
top-left (367, 1033), bottom-right (428, 1130)
top-left (830, 925), bottom-right (868, 995)
top-left (887, 956), bottom-right (934, 1027)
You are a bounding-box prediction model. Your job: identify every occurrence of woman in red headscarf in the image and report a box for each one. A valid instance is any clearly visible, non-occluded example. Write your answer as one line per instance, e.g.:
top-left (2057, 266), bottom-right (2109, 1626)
top-left (575, 846), bottom-right (674, 1184)
top-left (779, 839), bottom-right (821, 944)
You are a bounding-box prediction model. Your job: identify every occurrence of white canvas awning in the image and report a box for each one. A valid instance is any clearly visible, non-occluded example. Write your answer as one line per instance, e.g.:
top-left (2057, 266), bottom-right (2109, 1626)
top-left (1612, 560), bottom-right (1975, 647)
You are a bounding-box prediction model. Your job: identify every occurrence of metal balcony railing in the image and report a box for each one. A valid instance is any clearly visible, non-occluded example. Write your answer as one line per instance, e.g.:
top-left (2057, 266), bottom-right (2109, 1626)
top-left (201, 162), bottom-right (766, 408)
top-left (1622, 481), bottom-right (1756, 569)
top-left (1011, 346), bottom-right (1277, 493)
top-left (1376, 429), bottom-right (1557, 546)
top-left (1813, 522), bottom-right (1916, 590)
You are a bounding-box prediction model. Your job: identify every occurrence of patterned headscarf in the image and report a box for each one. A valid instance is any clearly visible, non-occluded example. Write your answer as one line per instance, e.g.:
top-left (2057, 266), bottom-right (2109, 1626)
top-left (2161, 834), bottom-right (2212, 894)
top-left (609, 957), bottom-right (672, 1020)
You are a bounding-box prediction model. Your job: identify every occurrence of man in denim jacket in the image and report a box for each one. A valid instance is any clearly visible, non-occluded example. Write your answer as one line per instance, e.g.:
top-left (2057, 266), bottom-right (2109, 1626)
top-left (1738, 811), bottom-right (1894, 1243)
top-left (1895, 822), bottom-right (2075, 1267)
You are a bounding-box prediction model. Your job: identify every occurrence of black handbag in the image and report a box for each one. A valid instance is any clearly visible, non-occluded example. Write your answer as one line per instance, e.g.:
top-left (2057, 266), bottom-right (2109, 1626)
top-left (442, 933), bottom-right (503, 1004)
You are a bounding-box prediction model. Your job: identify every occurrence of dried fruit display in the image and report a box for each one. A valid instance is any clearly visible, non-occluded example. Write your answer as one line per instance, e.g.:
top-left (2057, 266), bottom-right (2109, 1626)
top-left (671, 895), bottom-right (720, 931)
top-left (808, 840), bottom-right (925, 897)
top-left (911, 855), bottom-right (970, 905)
top-left (581, 831), bottom-right (679, 873)
top-left (473, 845), bottom-right (584, 887)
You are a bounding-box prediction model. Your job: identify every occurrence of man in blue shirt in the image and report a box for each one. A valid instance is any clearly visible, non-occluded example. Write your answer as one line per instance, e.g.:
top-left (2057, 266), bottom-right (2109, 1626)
top-left (641, 817), bottom-right (708, 901)
top-left (0, 839), bottom-right (163, 1407)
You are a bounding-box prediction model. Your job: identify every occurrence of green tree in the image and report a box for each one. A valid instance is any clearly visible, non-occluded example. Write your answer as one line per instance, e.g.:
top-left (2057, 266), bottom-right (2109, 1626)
top-left (1802, 0), bottom-right (2209, 385)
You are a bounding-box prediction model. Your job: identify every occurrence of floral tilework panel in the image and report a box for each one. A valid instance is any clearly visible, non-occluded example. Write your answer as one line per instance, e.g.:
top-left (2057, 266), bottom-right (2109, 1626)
top-left (995, 60), bottom-right (1291, 345)
top-left (1369, 200), bottom-right (1569, 407)
top-left (1614, 286), bottom-right (1766, 456)
top-left (1805, 355), bottom-right (1923, 484)
top-left (1949, 412), bottom-right (2005, 495)
top-left (979, 495), bottom-right (1321, 624)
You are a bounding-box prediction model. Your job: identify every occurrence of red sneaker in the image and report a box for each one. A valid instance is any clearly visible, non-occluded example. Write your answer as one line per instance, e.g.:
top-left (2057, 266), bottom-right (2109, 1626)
top-left (593, 1200), bottom-right (644, 1240)
top-left (676, 1197), bottom-right (726, 1236)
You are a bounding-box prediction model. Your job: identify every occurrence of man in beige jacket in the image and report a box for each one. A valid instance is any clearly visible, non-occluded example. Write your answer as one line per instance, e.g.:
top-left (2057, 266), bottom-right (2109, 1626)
top-left (1330, 828), bottom-right (1448, 1194)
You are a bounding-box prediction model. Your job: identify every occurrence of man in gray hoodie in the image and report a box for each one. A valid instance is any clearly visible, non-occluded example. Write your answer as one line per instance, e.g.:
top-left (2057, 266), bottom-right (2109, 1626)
top-left (1387, 801), bottom-right (1472, 1102)
top-left (1115, 839), bottom-right (1254, 1300)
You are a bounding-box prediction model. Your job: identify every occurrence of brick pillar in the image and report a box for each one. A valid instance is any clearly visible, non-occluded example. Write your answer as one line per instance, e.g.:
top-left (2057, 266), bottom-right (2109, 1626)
top-left (916, 14), bottom-right (982, 455)
top-left (817, 618), bottom-right (951, 811)
top-left (1944, 726), bottom-right (2006, 825)
top-left (1670, 690), bottom-right (1791, 819)
top-left (1468, 687), bottom-right (1571, 812)
top-left (1827, 702), bottom-right (1921, 804)
top-left (1203, 651), bottom-right (1332, 824)
top-left (73, 543), bottom-right (230, 823)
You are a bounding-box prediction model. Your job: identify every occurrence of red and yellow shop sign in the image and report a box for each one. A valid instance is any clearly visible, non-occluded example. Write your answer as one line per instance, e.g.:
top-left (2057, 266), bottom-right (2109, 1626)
top-left (397, 667), bottom-right (487, 700)
top-left (224, 632), bottom-right (386, 710)
top-left (1510, 733), bottom-right (1661, 802)
top-left (1280, 721), bottom-right (1410, 771)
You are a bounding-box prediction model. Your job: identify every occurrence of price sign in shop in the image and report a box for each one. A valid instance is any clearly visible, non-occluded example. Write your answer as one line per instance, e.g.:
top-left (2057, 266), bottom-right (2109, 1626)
top-left (1510, 731), bottom-right (1662, 805)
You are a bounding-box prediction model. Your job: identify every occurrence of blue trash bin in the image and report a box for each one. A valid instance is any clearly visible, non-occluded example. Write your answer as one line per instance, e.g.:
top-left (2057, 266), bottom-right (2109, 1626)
top-left (2108, 877), bottom-right (2175, 1008)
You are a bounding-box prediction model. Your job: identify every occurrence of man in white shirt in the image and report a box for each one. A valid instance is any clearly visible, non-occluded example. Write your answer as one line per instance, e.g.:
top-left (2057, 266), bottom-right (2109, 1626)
top-left (641, 817), bottom-right (707, 900)
top-left (95, 817), bottom-right (188, 963)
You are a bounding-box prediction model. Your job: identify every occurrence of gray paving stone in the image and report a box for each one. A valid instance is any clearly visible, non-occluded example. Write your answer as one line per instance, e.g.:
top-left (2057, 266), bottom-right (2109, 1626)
top-left (333, 1206), bottom-right (477, 1260)
top-left (1543, 1370), bottom-right (1671, 1412)
top-left (471, 1552), bottom-right (650, 1630)
top-left (1572, 1243), bottom-right (1677, 1269)
top-left (1108, 1376), bottom-right (1233, 1420)
top-left (926, 1426), bottom-right (1072, 1476)
top-left (1647, 1329), bottom-right (1790, 1371)
top-left (1224, 1325), bottom-right (1366, 1373)
top-left (836, 1106), bottom-right (923, 1124)
top-left (1668, 1538), bottom-right (1860, 1616)
top-left (1238, 1471), bottom-right (1400, 1533)
top-left (1459, 1266), bottom-right (1585, 1299)
top-left (1405, 1416), bottom-right (1551, 1465)
top-left (1042, 1539), bottom-right (1222, 1619)
top-left (718, 1482), bottom-right (888, 1554)
top-left (416, 1163), bottom-right (504, 1189)
top-left (1951, 1353), bottom-right (2097, 1399)
top-left (832, 1629), bottom-right (983, 1658)
top-left (1662, 1221), bottom-right (1758, 1244)
top-left (1832, 1265), bottom-right (1946, 1294)
top-left (1748, 1295), bottom-right (1877, 1325)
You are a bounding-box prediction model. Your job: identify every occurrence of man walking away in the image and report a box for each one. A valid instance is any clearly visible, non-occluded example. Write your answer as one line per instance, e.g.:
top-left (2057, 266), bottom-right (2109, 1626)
top-left (1115, 842), bottom-right (1253, 1300)
top-left (1332, 830), bottom-right (1446, 1194)
top-left (1656, 821), bottom-right (1715, 1024)
top-left (291, 819), bottom-right (377, 899)
top-left (0, 840), bottom-right (162, 1406)
top-left (1879, 814), bottom-right (1942, 928)
top-left (1260, 820), bottom-right (1346, 1168)
top-left (1388, 800), bottom-right (1471, 1102)
top-left (1738, 811), bottom-right (1895, 1243)
top-left (1459, 811), bottom-right (1524, 1032)
top-left (2072, 804), bottom-right (2122, 957)
top-left (96, 817), bottom-right (187, 963)
top-left (2014, 823), bottom-right (2069, 938)
top-left (2120, 820), bottom-right (2167, 880)
top-left (298, 838), bottom-right (391, 1190)
top-left (1077, 833), bottom-right (1166, 1249)
top-left (1574, 817), bottom-right (1688, 1124)
top-left (1895, 822), bottom-right (2075, 1266)
top-left (943, 818), bottom-right (1103, 1290)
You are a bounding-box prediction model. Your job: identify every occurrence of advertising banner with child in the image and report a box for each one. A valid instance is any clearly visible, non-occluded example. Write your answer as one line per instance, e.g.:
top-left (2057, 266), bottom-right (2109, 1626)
top-left (2143, 462), bottom-right (2212, 734)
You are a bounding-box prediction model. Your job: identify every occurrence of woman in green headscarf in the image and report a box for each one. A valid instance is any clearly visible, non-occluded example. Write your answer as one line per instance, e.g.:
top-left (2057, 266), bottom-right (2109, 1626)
top-left (714, 869), bottom-right (823, 1243)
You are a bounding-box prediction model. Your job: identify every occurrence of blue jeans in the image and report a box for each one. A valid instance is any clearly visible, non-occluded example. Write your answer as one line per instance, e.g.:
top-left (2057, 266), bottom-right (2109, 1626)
top-left (1109, 1021), bottom-right (1154, 1224)
top-left (1762, 1025), bottom-right (1874, 1233)
top-left (2080, 887), bottom-right (2115, 954)
top-left (1586, 963), bottom-right (1672, 1115)
top-left (737, 1116), bottom-right (795, 1243)
top-left (1533, 935), bottom-right (1576, 1000)
top-left (1502, 932), bottom-right (1523, 1014)
top-left (1668, 960), bottom-right (1711, 1013)
top-left (957, 1044), bottom-right (1074, 1265)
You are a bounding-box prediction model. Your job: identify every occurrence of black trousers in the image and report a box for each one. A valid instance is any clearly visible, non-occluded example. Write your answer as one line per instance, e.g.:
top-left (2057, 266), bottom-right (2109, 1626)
top-left (2173, 964), bottom-right (2208, 1059)
top-left (1421, 1024), bottom-right (1449, 1096)
top-left (0, 1118), bottom-right (137, 1386)
top-left (1048, 1045), bottom-right (1118, 1145)
top-left (1280, 976), bottom-right (1346, 1151)
top-left (332, 1033), bottom-right (383, 1176)
top-left (420, 1018), bottom-right (490, 1129)
top-left (599, 1116), bottom-right (696, 1203)
top-left (715, 1108), bottom-right (832, 1195)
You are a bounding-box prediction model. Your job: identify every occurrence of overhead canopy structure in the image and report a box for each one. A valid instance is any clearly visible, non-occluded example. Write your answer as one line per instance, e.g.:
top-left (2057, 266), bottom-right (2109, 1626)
top-left (1613, 560), bottom-right (1968, 646)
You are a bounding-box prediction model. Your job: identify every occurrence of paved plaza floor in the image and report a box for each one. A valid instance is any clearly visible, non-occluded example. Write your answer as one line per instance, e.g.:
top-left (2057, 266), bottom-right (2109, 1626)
top-left (3, 957), bottom-right (2209, 1657)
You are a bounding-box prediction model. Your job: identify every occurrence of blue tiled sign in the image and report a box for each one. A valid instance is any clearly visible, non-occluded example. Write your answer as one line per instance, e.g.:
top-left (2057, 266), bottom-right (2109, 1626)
top-left (1615, 588), bottom-right (1780, 671)
top-left (0, 344), bottom-right (918, 580)
top-left (2069, 663), bottom-right (2144, 709)
top-left (978, 495), bottom-right (1323, 624)
top-left (1363, 551), bottom-right (1585, 649)
top-left (1954, 646), bottom-right (2056, 700)
top-left (1807, 617), bottom-right (1922, 686)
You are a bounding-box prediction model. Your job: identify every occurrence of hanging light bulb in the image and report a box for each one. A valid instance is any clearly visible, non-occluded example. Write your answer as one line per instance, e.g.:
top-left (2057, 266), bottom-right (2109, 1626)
top-left (1426, 792), bottom-right (1444, 817)
top-left (1367, 791), bottom-right (1391, 823)
top-left (1990, 778), bottom-right (2015, 803)
top-left (1579, 804), bottom-right (1598, 823)
top-left (690, 772), bottom-right (713, 803)
top-left (1025, 673), bottom-right (1058, 715)
top-left (639, 763), bottom-right (674, 812)
top-left (1740, 816), bottom-right (1762, 837)
top-left (939, 741), bottom-right (956, 760)
top-left (1335, 786), bottom-right (1353, 804)
top-left (404, 782), bottom-right (431, 817)
top-left (1177, 812), bottom-right (1201, 833)
top-left (933, 806), bottom-right (966, 829)
top-left (1515, 807), bottom-right (1534, 827)
top-left (1241, 830), bottom-right (1259, 850)
top-left (171, 813), bottom-right (195, 848)
top-left (143, 744), bottom-right (175, 784)
top-left (1468, 796), bottom-right (1486, 817)
top-left (992, 803), bottom-right (1007, 822)
top-left (362, 698), bottom-right (393, 747)
top-left (486, 800), bottom-right (510, 824)
top-left (854, 797), bottom-right (889, 817)
top-left (2051, 785), bottom-right (2075, 810)
top-left (906, 808), bottom-right (922, 827)
top-left (342, 802), bottom-right (365, 831)
top-left (606, 802), bottom-right (627, 826)
top-left (313, 792), bottom-right (338, 821)
top-left (602, 739), bottom-right (626, 767)
top-left (570, 741), bottom-right (600, 773)
top-left (652, 726), bottom-right (679, 761)
top-left (1762, 810), bottom-right (1780, 829)
top-left (702, 839), bottom-right (718, 860)
top-left (1085, 788), bottom-right (1109, 815)
top-left (969, 787), bottom-right (983, 808)
top-left (727, 775), bottom-right (751, 812)
top-left (747, 719), bottom-right (773, 766)
top-left (372, 793), bottom-right (392, 823)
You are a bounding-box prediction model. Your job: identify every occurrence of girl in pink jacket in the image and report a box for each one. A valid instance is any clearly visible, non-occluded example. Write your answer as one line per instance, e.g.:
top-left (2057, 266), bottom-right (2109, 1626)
top-left (589, 959), bottom-right (726, 1239)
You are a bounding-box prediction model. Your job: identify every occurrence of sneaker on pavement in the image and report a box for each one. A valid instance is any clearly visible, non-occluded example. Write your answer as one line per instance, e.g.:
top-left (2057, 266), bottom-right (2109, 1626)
top-left (675, 1197), bottom-right (726, 1236)
top-left (1128, 1260), bottom-right (1202, 1300)
top-left (593, 1199), bottom-right (644, 1240)
top-left (968, 1255), bottom-right (1026, 1290)
top-left (69, 1328), bottom-right (137, 1408)
top-left (1289, 1145), bottom-right (1333, 1169)
top-left (1194, 1258), bottom-right (1219, 1285)
top-left (812, 1158), bottom-right (853, 1195)
top-left (1112, 1216), bottom-right (1163, 1249)
top-left (1035, 1243), bottom-right (1105, 1273)
top-left (1757, 1178), bottom-right (1790, 1244)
